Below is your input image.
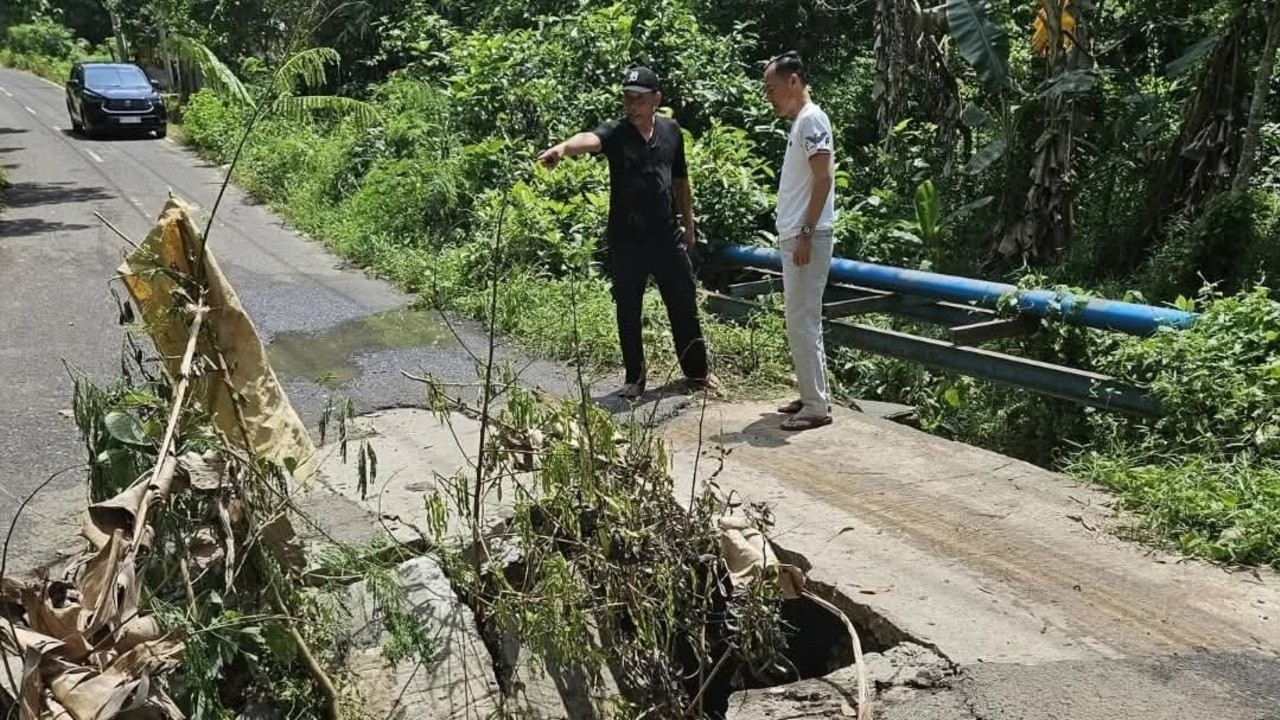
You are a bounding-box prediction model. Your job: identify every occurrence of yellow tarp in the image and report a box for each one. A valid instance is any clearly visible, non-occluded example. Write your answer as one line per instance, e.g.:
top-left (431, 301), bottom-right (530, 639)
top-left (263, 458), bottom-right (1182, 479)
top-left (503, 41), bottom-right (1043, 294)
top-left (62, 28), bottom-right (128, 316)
top-left (117, 195), bottom-right (317, 482)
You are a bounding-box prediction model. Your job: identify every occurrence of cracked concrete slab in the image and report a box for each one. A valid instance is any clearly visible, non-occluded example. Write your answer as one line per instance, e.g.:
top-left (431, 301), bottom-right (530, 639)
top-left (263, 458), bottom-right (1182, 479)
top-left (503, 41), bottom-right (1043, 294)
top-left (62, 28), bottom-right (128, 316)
top-left (726, 643), bottom-right (953, 719)
top-left (312, 407), bottom-right (529, 548)
top-left (665, 399), bottom-right (1280, 720)
top-left (340, 556), bottom-right (504, 720)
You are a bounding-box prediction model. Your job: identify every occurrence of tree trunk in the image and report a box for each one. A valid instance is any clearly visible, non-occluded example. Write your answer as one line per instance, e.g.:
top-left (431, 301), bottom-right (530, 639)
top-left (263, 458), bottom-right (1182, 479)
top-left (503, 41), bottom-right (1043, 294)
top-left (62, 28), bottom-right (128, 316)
top-left (1134, 10), bottom-right (1249, 271)
top-left (156, 3), bottom-right (176, 92)
top-left (1234, 0), bottom-right (1280, 191)
top-left (999, 0), bottom-right (1092, 263)
top-left (109, 9), bottom-right (128, 61)
top-left (873, 0), bottom-right (961, 144)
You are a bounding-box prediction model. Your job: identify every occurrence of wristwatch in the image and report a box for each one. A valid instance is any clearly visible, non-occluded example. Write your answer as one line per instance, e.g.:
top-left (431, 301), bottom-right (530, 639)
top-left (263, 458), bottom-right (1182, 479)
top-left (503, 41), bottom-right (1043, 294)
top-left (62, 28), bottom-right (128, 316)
top-left (800, 224), bottom-right (814, 238)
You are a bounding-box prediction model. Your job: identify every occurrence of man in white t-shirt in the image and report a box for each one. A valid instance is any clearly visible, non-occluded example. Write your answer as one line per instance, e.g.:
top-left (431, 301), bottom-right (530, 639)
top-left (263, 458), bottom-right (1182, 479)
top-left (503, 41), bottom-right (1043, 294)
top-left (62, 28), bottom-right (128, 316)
top-left (763, 51), bottom-right (836, 431)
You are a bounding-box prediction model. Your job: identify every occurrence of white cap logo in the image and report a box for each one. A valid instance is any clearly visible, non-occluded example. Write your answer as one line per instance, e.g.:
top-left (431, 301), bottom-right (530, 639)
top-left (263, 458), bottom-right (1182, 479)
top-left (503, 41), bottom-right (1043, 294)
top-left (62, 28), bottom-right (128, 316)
top-left (628, 70), bottom-right (639, 82)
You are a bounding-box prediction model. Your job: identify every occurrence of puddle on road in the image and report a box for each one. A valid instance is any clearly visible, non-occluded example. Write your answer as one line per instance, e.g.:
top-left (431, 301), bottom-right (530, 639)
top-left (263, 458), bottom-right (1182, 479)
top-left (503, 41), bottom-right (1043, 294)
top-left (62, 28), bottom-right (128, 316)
top-left (267, 308), bottom-right (453, 386)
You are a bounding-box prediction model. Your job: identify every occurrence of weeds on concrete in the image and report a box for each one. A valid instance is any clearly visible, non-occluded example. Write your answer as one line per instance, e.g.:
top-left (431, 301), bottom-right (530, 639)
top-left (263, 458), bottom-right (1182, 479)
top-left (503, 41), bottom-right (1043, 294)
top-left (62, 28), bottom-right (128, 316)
top-left (397, 193), bottom-right (800, 719)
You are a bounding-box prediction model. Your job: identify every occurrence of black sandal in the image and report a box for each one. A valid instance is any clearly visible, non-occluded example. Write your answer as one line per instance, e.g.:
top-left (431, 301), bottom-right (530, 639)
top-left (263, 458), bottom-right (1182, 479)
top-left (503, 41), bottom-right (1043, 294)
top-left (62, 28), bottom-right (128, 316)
top-left (619, 377), bottom-right (646, 400)
top-left (780, 415), bottom-right (833, 432)
top-left (778, 399), bottom-right (834, 415)
top-left (777, 398), bottom-right (804, 414)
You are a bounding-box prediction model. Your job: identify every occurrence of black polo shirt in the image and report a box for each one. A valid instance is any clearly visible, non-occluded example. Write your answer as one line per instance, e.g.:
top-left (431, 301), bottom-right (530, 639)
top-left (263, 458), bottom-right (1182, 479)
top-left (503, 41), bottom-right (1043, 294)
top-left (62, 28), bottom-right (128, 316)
top-left (591, 115), bottom-right (688, 245)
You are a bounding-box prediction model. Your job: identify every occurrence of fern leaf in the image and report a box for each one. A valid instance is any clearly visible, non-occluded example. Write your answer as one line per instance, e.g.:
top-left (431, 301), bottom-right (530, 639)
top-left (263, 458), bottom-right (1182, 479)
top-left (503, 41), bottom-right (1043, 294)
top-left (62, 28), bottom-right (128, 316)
top-left (271, 95), bottom-right (379, 125)
top-left (169, 35), bottom-right (253, 105)
top-left (272, 47), bottom-right (342, 96)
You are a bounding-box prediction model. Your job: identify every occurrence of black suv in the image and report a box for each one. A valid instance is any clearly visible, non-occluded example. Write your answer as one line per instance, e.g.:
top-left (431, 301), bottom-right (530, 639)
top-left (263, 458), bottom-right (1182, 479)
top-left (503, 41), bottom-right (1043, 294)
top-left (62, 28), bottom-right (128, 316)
top-left (65, 62), bottom-right (168, 139)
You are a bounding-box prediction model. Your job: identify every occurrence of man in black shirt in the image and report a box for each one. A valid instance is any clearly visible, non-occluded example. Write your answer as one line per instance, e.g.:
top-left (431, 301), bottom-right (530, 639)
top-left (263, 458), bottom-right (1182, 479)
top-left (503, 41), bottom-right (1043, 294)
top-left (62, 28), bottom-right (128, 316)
top-left (538, 66), bottom-right (719, 399)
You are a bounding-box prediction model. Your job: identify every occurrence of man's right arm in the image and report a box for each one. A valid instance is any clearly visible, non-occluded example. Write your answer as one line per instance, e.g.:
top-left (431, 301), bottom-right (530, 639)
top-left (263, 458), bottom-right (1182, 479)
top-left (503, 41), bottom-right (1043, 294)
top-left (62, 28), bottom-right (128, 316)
top-left (539, 131), bottom-right (604, 168)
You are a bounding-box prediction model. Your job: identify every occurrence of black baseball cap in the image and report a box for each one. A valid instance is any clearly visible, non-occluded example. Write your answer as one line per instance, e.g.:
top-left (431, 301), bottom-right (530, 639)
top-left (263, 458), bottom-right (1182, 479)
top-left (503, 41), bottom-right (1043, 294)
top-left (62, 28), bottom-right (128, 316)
top-left (622, 66), bottom-right (660, 93)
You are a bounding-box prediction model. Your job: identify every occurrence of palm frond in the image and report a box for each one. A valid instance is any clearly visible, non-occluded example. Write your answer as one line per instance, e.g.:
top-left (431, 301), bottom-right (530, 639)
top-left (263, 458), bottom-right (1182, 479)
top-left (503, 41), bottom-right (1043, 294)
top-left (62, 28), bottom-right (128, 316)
top-left (169, 35), bottom-right (253, 105)
top-left (271, 47), bottom-right (342, 97)
top-left (271, 95), bottom-right (379, 125)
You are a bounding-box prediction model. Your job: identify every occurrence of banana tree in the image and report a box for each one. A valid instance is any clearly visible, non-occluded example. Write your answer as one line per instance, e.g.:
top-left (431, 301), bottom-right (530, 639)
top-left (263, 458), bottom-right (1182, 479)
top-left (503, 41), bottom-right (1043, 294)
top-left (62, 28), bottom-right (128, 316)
top-left (874, 0), bottom-right (964, 153)
top-left (936, 0), bottom-right (1096, 263)
top-left (1013, 0), bottom-right (1095, 262)
top-left (1140, 8), bottom-right (1250, 263)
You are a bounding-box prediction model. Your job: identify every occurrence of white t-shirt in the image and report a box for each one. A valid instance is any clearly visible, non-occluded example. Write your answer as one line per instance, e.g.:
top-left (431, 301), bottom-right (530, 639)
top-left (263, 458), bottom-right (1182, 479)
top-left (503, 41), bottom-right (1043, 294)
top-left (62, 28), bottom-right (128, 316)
top-left (775, 101), bottom-right (836, 240)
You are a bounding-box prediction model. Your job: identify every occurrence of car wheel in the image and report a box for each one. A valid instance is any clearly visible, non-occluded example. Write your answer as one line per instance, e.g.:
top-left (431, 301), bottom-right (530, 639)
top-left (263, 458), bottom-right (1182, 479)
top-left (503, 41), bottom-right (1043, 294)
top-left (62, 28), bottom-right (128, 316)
top-left (66, 101), bottom-right (82, 132)
top-left (155, 125), bottom-right (167, 139)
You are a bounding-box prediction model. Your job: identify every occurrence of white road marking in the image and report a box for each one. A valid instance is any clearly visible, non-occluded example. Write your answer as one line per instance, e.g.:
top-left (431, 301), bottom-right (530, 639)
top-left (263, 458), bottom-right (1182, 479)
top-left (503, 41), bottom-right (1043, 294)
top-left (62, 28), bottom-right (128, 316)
top-left (0, 87), bottom-right (12, 98)
top-left (129, 197), bottom-right (143, 208)
top-left (23, 105), bottom-right (37, 116)
top-left (52, 125), bottom-right (61, 132)
top-left (37, 76), bottom-right (61, 89)
top-left (85, 149), bottom-right (104, 163)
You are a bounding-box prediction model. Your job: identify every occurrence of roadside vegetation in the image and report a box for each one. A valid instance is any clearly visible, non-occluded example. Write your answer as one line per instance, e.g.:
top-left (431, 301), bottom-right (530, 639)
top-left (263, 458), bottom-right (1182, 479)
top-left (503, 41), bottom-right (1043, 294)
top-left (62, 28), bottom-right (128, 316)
top-left (4, 0), bottom-right (1280, 571)
top-left (0, 15), bottom-right (111, 82)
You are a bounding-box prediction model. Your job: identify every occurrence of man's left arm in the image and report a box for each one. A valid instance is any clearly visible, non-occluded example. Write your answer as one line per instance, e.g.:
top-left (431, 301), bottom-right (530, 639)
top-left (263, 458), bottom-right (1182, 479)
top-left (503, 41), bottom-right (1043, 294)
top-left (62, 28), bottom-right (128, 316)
top-left (674, 179), bottom-right (695, 247)
top-left (673, 126), bottom-right (695, 248)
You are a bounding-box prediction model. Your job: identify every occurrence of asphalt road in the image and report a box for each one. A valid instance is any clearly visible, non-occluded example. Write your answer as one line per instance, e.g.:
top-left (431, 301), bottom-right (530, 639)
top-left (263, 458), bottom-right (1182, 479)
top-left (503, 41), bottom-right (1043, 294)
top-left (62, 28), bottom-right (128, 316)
top-left (0, 66), bottom-right (688, 577)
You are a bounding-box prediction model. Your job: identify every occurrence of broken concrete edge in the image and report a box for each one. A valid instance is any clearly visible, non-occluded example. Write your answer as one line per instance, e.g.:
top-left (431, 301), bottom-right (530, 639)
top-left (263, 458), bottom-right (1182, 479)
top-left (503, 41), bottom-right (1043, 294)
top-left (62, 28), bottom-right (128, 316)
top-left (723, 643), bottom-right (955, 720)
top-left (770, 543), bottom-right (955, 671)
top-left (415, 489), bottom-right (953, 719)
top-left (332, 539), bottom-right (624, 720)
top-left (302, 391), bottom-right (972, 715)
top-left (307, 400), bottom-right (954, 719)
top-left (288, 465), bottom-right (535, 713)
top-left (335, 554), bottom-right (507, 720)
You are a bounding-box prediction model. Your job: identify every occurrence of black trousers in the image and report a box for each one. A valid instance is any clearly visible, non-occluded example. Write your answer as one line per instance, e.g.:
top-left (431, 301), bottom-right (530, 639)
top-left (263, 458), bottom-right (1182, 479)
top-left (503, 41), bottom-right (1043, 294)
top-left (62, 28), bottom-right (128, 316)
top-left (607, 238), bottom-right (709, 383)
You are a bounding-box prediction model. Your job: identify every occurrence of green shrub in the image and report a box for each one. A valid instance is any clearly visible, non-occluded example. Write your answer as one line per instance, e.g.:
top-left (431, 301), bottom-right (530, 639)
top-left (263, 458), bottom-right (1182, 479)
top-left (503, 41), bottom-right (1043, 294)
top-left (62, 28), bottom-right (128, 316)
top-left (0, 46), bottom-right (72, 82)
top-left (1095, 286), bottom-right (1280, 459)
top-left (684, 122), bottom-right (774, 247)
top-left (1071, 452), bottom-right (1280, 567)
top-left (467, 165), bottom-right (609, 273)
top-left (236, 119), bottom-right (323, 205)
top-left (343, 157), bottom-right (471, 248)
top-left (442, 11), bottom-right (617, 143)
top-left (179, 89), bottom-right (250, 161)
top-left (4, 18), bottom-right (83, 59)
top-left (1138, 191), bottom-right (1280, 302)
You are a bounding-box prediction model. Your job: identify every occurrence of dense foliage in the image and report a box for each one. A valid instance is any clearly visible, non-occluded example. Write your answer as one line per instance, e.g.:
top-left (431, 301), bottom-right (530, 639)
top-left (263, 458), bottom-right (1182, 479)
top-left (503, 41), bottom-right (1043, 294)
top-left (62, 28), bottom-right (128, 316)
top-left (4, 0), bottom-right (1280, 568)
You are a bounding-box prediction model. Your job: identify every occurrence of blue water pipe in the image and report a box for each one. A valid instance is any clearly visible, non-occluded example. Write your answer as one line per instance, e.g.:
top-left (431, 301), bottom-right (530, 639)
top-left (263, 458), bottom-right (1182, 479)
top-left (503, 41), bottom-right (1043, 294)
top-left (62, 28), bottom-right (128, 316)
top-left (716, 245), bottom-right (1199, 336)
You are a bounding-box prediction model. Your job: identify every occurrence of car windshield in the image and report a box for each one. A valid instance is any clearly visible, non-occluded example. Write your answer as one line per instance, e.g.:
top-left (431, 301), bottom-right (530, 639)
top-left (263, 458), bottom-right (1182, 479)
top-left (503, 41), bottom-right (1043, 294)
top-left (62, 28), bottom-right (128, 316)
top-left (85, 66), bottom-right (149, 89)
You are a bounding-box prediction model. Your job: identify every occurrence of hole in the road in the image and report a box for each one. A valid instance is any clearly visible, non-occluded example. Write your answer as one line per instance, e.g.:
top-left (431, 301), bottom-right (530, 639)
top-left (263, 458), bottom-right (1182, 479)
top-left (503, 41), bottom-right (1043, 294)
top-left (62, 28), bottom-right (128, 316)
top-left (448, 516), bottom-right (912, 720)
top-left (267, 308), bottom-right (454, 386)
